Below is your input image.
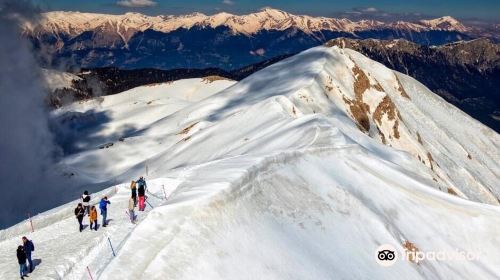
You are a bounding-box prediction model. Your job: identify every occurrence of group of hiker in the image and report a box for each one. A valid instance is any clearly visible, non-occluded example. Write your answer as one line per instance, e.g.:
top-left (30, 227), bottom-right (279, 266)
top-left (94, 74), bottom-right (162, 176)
top-left (74, 193), bottom-right (111, 232)
top-left (74, 176), bottom-right (148, 231)
top-left (16, 237), bottom-right (34, 279)
top-left (127, 176), bottom-right (148, 222)
top-left (14, 176), bottom-right (149, 278)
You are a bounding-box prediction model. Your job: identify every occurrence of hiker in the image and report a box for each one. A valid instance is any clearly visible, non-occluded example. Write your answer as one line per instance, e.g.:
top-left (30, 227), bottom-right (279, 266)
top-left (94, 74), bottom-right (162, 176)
top-left (130, 180), bottom-right (137, 207)
top-left (89, 205), bottom-right (98, 231)
top-left (74, 203), bottom-right (85, 232)
top-left (16, 245), bottom-right (27, 279)
top-left (137, 176), bottom-right (147, 211)
top-left (81, 190), bottom-right (91, 215)
top-left (22, 237), bottom-right (34, 273)
top-left (128, 196), bottom-right (136, 223)
top-left (99, 196), bottom-right (111, 227)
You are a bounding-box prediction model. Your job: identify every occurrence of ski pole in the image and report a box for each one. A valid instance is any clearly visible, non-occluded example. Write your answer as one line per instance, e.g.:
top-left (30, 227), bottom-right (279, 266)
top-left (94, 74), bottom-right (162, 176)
top-left (146, 199), bottom-right (154, 209)
top-left (106, 235), bottom-right (116, 257)
top-left (162, 185), bottom-right (167, 200)
top-left (86, 266), bottom-right (94, 280)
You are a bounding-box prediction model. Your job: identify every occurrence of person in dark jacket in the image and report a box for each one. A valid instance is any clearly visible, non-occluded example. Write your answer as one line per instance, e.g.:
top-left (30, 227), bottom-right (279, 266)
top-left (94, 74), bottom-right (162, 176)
top-left (137, 177), bottom-right (147, 211)
top-left (130, 181), bottom-right (137, 207)
top-left (99, 196), bottom-right (111, 227)
top-left (17, 245), bottom-right (27, 279)
top-left (22, 237), bottom-right (34, 273)
top-left (74, 203), bottom-right (85, 232)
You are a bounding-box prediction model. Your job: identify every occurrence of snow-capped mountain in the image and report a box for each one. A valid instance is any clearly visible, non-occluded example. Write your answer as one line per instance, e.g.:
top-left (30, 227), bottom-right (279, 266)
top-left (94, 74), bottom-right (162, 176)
top-left (24, 8), bottom-right (474, 70)
top-left (24, 8), bottom-right (470, 38)
top-left (0, 46), bottom-right (499, 279)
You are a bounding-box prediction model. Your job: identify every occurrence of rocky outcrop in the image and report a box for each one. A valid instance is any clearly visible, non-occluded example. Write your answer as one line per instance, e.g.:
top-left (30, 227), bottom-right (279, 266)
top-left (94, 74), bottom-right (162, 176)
top-left (326, 38), bottom-right (500, 132)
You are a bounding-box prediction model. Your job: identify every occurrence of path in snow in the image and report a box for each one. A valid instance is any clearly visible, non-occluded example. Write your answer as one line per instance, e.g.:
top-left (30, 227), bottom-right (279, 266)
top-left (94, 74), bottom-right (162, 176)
top-left (0, 178), bottom-right (181, 280)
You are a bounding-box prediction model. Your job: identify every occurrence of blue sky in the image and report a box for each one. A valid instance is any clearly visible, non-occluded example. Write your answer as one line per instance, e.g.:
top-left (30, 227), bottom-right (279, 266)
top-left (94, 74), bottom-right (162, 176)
top-left (33, 0), bottom-right (500, 21)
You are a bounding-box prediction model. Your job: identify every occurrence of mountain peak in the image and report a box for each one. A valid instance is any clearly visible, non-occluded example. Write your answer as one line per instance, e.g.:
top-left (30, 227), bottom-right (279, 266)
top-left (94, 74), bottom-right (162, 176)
top-left (28, 9), bottom-right (471, 38)
top-left (419, 16), bottom-right (468, 32)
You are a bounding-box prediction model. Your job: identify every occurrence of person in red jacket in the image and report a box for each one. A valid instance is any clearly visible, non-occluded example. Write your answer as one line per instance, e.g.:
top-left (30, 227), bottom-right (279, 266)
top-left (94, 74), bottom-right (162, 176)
top-left (137, 177), bottom-right (147, 211)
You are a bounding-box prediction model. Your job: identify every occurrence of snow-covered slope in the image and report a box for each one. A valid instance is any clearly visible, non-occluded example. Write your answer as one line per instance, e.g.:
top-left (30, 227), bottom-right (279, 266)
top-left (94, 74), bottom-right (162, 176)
top-left (0, 46), bottom-right (499, 279)
top-left (24, 9), bottom-right (469, 39)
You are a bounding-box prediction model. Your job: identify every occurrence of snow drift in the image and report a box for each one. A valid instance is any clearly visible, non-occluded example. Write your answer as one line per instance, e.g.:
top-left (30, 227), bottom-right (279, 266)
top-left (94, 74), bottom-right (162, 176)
top-left (0, 46), bottom-right (499, 279)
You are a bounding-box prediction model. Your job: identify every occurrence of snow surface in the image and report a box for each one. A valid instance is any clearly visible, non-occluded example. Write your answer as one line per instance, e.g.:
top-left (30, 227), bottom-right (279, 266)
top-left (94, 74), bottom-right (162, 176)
top-left (1, 47), bottom-right (499, 279)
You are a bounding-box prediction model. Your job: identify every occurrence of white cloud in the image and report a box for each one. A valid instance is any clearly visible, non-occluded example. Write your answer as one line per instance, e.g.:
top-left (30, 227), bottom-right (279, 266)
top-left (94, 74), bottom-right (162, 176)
top-left (222, 0), bottom-right (235, 5)
top-left (250, 48), bottom-right (265, 56)
top-left (116, 0), bottom-right (158, 8)
top-left (363, 7), bottom-right (378, 12)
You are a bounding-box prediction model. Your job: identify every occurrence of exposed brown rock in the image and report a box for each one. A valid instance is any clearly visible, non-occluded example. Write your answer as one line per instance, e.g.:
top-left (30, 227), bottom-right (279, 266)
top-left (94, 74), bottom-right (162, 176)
top-left (349, 102), bottom-right (371, 132)
top-left (393, 119), bottom-right (400, 139)
top-left (427, 152), bottom-right (434, 171)
top-left (376, 126), bottom-right (387, 144)
top-left (373, 96), bottom-right (398, 125)
top-left (352, 65), bottom-right (371, 99)
top-left (395, 75), bottom-right (411, 99)
top-left (447, 188), bottom-right (458, 196)
top-left (177, 122), bottom-right (199, 135)
top-left (373, 80), bottom-right (384, 92)
top-left (416, 132), bottom-right (423, 144)
top-left (402, 240), bottom-right (420, 264)
top-left (202, 75), bottom-right (230, 83)
top-left (467, 153), bottom-right (472, 159)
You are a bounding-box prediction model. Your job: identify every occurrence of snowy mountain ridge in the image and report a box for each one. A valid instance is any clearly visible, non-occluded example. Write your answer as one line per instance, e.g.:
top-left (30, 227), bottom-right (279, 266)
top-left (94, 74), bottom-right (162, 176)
top-left (0, 46), bottom-right (498, 279)
top-left (24, 8), bottom-right (469, 40)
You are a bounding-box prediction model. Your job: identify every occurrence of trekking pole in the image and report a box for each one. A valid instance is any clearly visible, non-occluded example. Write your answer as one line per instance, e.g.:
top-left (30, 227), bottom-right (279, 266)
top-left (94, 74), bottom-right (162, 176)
top-left (145, 198), bottom-right (154, 209)
top-left (27, 213), bottom-right (34, 233)
top-left (106, 234), bottom-right (116, 257)
top-left (162, 184), bottom-right (167, 200)
top-left (86, 266), bottom-right (94, 280)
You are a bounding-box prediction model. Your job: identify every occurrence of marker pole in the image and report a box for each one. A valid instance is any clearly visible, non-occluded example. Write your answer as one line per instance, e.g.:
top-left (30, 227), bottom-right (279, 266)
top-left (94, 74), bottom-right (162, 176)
top-left (28, 213), bottom-right (34, 233)
top-left (162, 185), bottom-right (167, 200)
top-left (86, 266), bottom-right (94, 280)
top-left (107, 235), bottom-right (116, 257)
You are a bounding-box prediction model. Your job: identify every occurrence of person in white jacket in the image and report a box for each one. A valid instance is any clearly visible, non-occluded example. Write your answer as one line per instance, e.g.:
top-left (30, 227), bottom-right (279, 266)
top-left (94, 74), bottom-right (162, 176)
top-left (81, 190), bottom-right (91, 215)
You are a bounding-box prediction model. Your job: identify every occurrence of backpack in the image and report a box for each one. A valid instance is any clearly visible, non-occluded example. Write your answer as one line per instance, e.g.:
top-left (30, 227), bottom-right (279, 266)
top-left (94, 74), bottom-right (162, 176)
top-left (30, 241), bottom-right (34, 252)
top-left (74, 207), bottom-right (83, 216)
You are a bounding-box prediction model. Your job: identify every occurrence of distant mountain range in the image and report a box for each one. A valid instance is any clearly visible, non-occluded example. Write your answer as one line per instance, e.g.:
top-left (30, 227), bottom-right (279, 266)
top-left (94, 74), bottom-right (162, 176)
top-left (24, 8), bottom-right (490, 70)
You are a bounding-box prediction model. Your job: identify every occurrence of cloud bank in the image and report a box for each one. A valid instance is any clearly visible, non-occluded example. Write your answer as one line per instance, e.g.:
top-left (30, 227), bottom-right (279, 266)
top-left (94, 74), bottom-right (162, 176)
top-left (116, 0), bottom-right (158, 8)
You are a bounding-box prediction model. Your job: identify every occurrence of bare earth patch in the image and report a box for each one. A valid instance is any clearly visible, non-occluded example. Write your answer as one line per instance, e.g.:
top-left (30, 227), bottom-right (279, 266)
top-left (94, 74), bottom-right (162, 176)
top-left (177, 122), bottom-right (200, 135)
top-left (402, 240), bottom-right (420, 264)
top-left (202, 75), bottom-right (231, 83)
top-left (395, 75), bottom-right (411, 99)
top-left (416, 132), bottom-right (423, 144)
top-left (427, 152), bottom-right (435, 171)
top-left (447, 188), bottom-right (458, 196)
top-left (346, 65), bottom-right (372, 132)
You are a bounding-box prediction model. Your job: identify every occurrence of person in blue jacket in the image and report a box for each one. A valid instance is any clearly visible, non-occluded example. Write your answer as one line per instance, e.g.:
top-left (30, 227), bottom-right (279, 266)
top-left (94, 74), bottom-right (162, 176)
top-left (22, 237), bottom-right (34, 273)
top-left (99, 196), bottom-right (111, 227)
